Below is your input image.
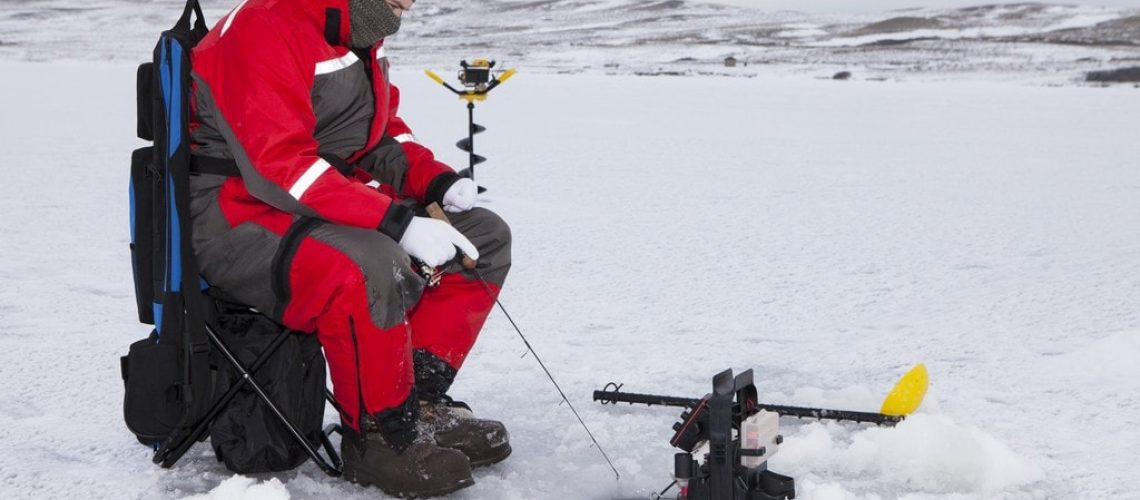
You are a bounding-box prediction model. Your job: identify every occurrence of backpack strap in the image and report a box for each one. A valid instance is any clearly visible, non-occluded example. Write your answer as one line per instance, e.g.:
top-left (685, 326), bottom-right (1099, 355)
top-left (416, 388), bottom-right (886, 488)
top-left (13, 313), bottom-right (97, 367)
top-left (190, 152), bottom-right (354, 178)
top-left (190, 155), bottom-right (241, 177)
top-left (175, 0), bottom-right (207, 35)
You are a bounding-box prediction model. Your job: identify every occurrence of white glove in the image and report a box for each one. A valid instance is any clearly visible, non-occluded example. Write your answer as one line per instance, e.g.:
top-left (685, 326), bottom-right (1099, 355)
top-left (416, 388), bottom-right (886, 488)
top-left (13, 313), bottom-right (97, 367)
top-left (398, 216), bottom-right (479, 267)
top-left (442, 177), bottom-right (478, 213)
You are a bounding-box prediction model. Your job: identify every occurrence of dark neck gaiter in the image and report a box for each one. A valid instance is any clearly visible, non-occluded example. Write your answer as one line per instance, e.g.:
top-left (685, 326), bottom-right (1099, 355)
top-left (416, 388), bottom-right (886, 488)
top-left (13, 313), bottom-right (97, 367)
top-left (348, 0), bottom-right (402, 48)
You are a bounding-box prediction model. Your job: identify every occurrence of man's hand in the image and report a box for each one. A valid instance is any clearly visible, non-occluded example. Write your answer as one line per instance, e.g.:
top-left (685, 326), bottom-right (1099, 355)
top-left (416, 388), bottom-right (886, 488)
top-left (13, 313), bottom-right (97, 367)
top-left (442, 178), bottom-right (477, 213)
top-left (398, 216), bottom-right (479, 267)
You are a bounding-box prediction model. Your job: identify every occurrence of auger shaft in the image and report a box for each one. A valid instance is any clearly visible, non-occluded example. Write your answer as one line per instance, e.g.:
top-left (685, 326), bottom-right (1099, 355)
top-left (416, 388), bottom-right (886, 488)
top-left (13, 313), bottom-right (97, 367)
top-left (454, 102), bottom-right (487, 184)
top-left (467, 103), bottom-right (476, 180)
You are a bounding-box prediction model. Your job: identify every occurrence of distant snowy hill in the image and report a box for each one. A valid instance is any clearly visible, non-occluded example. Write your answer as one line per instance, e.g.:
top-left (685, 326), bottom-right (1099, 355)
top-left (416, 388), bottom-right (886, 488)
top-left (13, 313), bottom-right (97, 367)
top-left (1, 0), bottom-right (1138, 83)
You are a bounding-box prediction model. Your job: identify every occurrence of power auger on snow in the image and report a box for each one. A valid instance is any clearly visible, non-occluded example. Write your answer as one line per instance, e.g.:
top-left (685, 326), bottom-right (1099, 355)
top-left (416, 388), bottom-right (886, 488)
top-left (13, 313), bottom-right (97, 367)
top-left (594, 365), bottom-right (928, 500)
top-left (425, 60), bottom-right (516, 193)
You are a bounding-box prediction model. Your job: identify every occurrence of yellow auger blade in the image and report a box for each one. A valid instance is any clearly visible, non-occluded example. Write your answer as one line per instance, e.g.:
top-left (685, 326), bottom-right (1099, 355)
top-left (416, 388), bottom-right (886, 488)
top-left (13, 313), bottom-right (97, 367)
top-left (880, 363), bottom-right (928, 417)
top-left (424, 69), bottom-right (445, 86)
top-left (497, 68), bottom-right (517, 83)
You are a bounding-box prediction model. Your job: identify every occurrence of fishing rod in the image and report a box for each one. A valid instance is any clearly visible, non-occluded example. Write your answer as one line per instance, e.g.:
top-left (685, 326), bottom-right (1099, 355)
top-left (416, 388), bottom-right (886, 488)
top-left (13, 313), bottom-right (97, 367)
top-left (424, 203), bottom-right (621, 480)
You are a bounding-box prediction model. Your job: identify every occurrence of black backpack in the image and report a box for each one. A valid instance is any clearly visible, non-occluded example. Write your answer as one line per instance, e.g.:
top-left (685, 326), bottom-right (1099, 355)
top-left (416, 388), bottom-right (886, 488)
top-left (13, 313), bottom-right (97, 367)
top-left (205, 300), bottom-right (328, 473)
top-left (121, 0), bottom-right (329, 474)
top-left (121, 0), bottom-right (212, 449)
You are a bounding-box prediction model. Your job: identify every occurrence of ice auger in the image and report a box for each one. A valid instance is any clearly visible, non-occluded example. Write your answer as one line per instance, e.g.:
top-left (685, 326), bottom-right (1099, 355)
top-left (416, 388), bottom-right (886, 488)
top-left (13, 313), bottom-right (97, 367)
top-left (425, 59), bottom-right (516, 193)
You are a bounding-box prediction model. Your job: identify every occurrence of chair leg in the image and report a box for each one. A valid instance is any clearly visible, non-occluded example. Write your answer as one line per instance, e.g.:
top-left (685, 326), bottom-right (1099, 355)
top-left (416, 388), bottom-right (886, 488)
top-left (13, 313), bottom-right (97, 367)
top-left (155, 324), bottom-right (293, 468)
top-left (320, 424), bottom-right (344, 472)
top-left (156, 322), bottom-right (343, 477)
top-left (325, 388), bottom-right (350, 421)
top-left (205, 322), bottom-right (344, 477)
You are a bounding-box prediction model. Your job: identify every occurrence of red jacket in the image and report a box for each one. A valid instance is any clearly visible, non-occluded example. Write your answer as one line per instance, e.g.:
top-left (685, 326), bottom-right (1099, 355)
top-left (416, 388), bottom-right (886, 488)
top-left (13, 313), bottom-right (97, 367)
top-left (190, 0), bottom-right (458, 238)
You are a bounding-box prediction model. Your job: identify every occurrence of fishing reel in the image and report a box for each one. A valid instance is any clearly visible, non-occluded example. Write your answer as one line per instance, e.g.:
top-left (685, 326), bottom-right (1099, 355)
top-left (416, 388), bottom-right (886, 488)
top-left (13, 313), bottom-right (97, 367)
top-left (408, 203), bottom-right (479, 288)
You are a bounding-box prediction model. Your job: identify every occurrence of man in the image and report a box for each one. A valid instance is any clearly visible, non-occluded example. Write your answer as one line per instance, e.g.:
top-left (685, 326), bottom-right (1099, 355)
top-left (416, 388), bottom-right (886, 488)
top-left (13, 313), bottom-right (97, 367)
top-left (188, 0), bottom-right (511, 495)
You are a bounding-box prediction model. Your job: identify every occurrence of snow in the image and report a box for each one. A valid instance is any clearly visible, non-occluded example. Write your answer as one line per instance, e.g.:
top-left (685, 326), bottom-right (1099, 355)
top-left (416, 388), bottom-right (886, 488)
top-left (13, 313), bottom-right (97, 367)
top-left (184, 477), bottom-right (290, 500)
top-left (775, 26), bottom-right (830, 39)
top-left (778, 416), bottom-right (1044, 495)
top-left (2, 21), bottom-right (1140, 500)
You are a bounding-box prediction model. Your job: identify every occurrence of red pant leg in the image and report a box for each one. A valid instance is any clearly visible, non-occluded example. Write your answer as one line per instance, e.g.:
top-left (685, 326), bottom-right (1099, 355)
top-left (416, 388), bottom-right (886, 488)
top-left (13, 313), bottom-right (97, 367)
top-left (281, 226), bottom-right (424, 432)
top-left (408, 274), bottom-right (499, 370)
top-left (408, 207), bottom-right (511, 399)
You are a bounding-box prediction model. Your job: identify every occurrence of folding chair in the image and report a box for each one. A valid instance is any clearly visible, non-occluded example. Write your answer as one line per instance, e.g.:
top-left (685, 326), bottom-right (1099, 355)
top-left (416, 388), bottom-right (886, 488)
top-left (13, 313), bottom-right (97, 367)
top-left (121, 0), bottom-right (342, 477)
top-left (151, 297), bottom-right (344, 476)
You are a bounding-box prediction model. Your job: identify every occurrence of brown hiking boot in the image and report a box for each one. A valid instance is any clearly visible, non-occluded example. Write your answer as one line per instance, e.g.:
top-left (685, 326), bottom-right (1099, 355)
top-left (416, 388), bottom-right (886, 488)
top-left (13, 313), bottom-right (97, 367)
top-left (419, 399), bottom-right (512, 467)
top-left (341, 418), bottom-right (474, 498)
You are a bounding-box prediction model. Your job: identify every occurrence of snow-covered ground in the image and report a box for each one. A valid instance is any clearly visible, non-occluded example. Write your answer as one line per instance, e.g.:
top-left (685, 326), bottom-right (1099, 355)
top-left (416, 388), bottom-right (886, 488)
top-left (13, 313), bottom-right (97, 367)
top-left (1, 55), bottom-right (1138, 499)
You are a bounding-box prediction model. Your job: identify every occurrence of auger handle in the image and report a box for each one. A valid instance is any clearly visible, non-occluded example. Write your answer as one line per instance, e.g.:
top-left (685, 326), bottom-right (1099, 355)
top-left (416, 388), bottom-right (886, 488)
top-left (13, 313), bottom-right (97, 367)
top-left (425, 202), bottom-right (478, 270)
top-left (425, 68), bottom-right (517, 97)
top-left (424, 69), bottom-right (463, 95)
top-left (485, 68), bottom-right (517, 92)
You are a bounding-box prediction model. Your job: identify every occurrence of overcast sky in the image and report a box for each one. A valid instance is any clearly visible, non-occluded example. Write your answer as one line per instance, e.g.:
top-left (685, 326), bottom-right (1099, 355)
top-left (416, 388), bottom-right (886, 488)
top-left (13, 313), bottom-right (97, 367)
top-left (702, 0), bottom-right (1140, 13)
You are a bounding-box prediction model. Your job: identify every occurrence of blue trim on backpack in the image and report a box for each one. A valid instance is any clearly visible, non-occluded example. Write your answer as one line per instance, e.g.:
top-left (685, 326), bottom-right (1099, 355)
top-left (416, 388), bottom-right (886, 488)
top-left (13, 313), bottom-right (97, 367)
top-left (129, 179), bottom-right (136, 243)
top-left (158, 39), bottom-right (184, 297)
top-left (168, 42), bottom-right (183, 292)
top-left (153, 302), bottom-right (164, 336)
top-left (166, 42), bottom-right (183, 160)
top-left (168, 175), bottom-right (182, 293)
top-left (159, 40), bottom-right (171, 300)
top-left (159, 40), bottom-right (182, 161)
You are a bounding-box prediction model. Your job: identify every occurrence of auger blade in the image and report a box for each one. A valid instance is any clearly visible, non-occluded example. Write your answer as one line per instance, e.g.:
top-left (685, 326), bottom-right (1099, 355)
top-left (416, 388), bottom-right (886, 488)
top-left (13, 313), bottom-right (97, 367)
top-left (455, 145), bottom-right (488, 166)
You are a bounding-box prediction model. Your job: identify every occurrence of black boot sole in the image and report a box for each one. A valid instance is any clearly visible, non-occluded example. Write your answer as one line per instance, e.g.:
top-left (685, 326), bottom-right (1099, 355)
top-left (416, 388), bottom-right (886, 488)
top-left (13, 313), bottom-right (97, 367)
top-left (345, 469), bottom-right (475, 498)
top-left (468, 443), bottom-right (512, 468)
